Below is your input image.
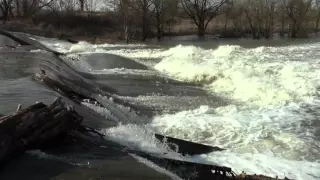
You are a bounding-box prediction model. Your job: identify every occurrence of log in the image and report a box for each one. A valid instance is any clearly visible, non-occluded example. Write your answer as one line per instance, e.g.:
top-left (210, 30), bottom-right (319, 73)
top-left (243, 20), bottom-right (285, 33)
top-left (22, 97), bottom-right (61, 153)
top-left (33, 71), bottom-right (225, 155)
top-left (134, 152), bottom-right (291, 180)
top-left (0, 30), bottom-right (291, 180)
top-left (0, 97), bottom-right (83, 169)
top-left (0, 99), bottom-right (291, 180)
top-left (154, 133), bottom-right (224, 155)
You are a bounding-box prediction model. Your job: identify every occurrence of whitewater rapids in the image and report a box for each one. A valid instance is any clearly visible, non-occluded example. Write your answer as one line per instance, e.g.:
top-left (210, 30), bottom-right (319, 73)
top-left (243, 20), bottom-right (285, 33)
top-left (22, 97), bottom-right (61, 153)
top-left (33, 36), bottom-right (320, 180)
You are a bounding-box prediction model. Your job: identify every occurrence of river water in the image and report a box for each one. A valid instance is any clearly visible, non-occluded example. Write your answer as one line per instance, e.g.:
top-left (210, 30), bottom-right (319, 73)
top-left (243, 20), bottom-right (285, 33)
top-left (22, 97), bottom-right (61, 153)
top-left (0, 34), bottom-right (319, 180)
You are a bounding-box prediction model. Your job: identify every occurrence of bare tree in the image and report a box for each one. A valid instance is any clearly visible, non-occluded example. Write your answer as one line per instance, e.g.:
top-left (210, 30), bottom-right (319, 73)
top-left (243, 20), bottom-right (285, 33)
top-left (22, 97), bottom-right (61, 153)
top-left (115, 0), bottom-right (153, 41)
top-left (153, 0), bottom-right (165, 40)
top-left (242, 0), bottom-right (277, 38)
top-left (15, 0), bottom-right (20, 16)
top-left (180, 0), bottom-right (231, 37)
top-left (281, 0), bottom-right (313, 37)
top-left (278, 2), bottom-right (287, 37)
top-left (79, 0), bottom-right (85, 11)
top-left (16, 0), bottom-right (55, 17)
top-left (152, 0), bottom-right (178, 40)
top-left (0, 0), bottom-right (14, 23)
top-left (113, 0), bottom-right (134, 43)
top-left (242, 0), bottom-right (258, 38)
top-left (121, 0), bottom-right (130, 43)
top-left (314, 0), bottom-right (320, 32)
top-left (222, 0), bottom-right (233, 32)
top-left (263, 0), bottom-right (277, 38)
top-left (222, 0), bottom-right (245, 37)
top-left (58, 0), bottom-right (78, 12)
top-left (129, 0), bottom-right (153, 41)
top-left (85, 0), bottom-right (100, 17)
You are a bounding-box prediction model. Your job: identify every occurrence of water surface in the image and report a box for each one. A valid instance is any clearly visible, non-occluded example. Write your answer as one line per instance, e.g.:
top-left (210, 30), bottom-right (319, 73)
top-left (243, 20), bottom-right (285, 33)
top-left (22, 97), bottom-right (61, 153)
top-left (1, 34), bottom-right (320, 180)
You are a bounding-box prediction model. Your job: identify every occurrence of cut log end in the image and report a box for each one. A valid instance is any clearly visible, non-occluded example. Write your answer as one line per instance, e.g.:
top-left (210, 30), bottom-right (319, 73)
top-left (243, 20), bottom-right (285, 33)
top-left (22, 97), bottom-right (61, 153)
top-left (0, 97), bottom-right (85, 169)
top-left (0, 98), bottom-right (292, 180)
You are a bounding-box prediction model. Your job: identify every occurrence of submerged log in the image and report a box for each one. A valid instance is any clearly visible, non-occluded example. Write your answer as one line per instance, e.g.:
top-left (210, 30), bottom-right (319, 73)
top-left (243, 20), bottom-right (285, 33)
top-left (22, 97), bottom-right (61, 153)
top-left (33, 71), bottom-right (226, 156)
top-left (0, 97), bottom-right (83, 168)
top-left (154, 133), bottom-right (224, 155)
top-left (0, 99), bottom-right (290, 180)
top-left (135, 152), bottom-right (291, 180)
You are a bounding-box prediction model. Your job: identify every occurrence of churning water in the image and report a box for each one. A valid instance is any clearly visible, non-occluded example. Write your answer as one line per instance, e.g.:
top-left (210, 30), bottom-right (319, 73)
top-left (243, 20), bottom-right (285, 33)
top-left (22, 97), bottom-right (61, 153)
top-left (1, 34), bottom-right (320, 180)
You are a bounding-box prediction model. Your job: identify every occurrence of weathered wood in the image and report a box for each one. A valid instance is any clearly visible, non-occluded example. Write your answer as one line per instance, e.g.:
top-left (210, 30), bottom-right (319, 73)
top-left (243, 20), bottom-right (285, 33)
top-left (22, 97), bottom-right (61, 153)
top-left (0, 98), bottom-right (291, 180)
top-left (134, 152), bottom-right (291, 180)
top-left (0, 29), bottom-right (293, 179)
top-left (0, 97), bottom-right (83, 169)
top-left (154, 133), bottom-right (224, 155)
top-left (33, 71), bottom-right (227, 156)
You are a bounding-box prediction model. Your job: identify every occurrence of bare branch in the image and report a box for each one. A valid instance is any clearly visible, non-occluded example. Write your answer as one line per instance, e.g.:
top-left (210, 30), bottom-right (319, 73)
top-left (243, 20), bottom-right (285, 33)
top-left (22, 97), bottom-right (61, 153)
top-left (180, 0), bottom-right (231, 36)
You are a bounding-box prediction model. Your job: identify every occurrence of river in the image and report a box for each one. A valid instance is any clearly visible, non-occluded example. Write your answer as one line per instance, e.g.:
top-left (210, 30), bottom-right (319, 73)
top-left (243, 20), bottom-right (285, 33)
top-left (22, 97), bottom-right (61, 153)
top-left (0, 33), bottom-right (319, 180)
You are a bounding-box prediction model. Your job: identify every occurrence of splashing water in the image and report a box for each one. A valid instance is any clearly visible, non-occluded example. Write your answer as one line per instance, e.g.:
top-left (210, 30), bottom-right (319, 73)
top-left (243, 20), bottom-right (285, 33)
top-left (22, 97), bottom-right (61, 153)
top-left (154, 45), bottom-right (320, 108)
top-left (32, 36), bottom-right (320, 180)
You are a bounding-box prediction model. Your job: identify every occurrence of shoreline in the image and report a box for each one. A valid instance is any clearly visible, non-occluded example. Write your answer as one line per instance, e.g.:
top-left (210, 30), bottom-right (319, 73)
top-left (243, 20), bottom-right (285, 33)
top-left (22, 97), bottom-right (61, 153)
top-left (0, 21), bottom-right (122, 44)
top-left (3, 20), bottom-right (319, 46)
top-left (0, 29), bottom-right (310, 180)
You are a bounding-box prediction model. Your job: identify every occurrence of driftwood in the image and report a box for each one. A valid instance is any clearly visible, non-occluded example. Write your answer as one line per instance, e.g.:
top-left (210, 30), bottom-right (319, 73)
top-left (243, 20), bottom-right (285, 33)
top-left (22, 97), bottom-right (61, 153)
top-left (0, 98), bottom-right (291, 180)
top-left (136, 152), bottom-right (291, 180)
top-left (0, 29), bottom-right (292, 179)
top-left (33, 71), bottom-right (225, 155)
top-left (154, 133), bottom-right (224, 155)
top-left (30, 76), bottom-right (290, 180)
top-left (0, 97), bottom-right (84, 169)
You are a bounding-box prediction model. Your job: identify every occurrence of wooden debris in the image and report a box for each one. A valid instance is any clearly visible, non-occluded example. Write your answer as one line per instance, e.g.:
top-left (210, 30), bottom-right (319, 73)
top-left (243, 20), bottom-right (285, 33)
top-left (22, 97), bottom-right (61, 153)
top-left (154, 133), bottom-right (224, 155)
top-left (0, 97), bottom-right (83, 169)
top-left (0, 98), bottom-right (292, 180)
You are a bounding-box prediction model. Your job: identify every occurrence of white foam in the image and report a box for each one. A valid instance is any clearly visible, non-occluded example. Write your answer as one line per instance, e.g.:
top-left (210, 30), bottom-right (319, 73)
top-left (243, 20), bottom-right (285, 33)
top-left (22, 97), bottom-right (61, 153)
top-left (81, 102), bottom-right (120, 122)
top-left (102, 124), bottom-right (184, 158)
top-left (192, 151), bottom-right (320, 180)
top-left (75, 42), bottom-right (320, 180)
top-left (154, 44), bottom-right (320, 108)
top-left (36, 38), bottom-right (72, 53)
top-left (50, 40), bottom-right (320, 109)
top-left (35, 36), bottom-right (320, 179)
top-left (68, 41), bottom-right (96, 53)
top-left (96, 95), bottom-right (143, 122)
top-left (148, 101), bottom-right (320, 180)
top-left (96, 101), bottom-right (320, 180)
top-left (66, 40), bottom-right (163, 60)
top-left (30, 49), bottom-right (47, 53)
top-left (103, 48), bottom-right (164, 60)
top-left (82, 95), bottom-right (149, 125)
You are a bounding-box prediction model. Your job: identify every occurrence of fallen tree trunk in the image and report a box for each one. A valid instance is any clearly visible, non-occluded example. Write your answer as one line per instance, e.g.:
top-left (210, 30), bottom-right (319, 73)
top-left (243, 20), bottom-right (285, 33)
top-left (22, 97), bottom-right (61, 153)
top-left (0, 97), bottom-right (83, 169)
top-left (154, 133), bottom-right (224, 155)
top-left (0, 29), bottom-right (291, 180)
top-left (33, 71), bottom-right (226, 155)
top-left (0, 99), bottom-right (290, 180)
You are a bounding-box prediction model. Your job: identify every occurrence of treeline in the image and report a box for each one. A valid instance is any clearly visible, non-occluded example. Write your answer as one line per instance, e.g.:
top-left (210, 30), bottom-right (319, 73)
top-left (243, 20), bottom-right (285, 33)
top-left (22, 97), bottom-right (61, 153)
top-left (1, 0), bottom-right (320, 41)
